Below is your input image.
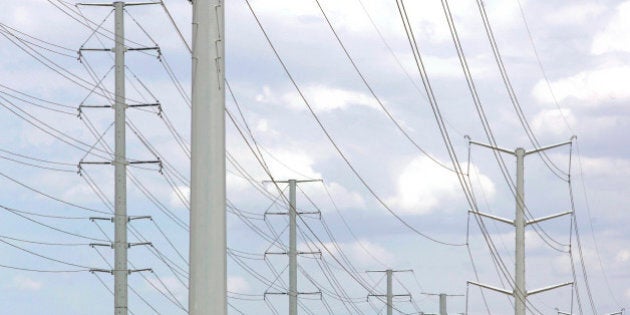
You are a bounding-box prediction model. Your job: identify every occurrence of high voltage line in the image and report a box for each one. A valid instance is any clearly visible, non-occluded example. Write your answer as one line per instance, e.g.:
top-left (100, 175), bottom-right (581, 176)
top-left (0, 1), bottom-right (622, 314)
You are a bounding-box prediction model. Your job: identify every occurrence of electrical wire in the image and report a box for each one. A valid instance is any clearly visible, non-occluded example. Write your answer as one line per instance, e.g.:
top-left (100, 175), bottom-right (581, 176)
top-left (0, 170), bottom-right (107, 214)
top-left (442, 0), bottom-right (570, 256)
top-left (244, 0), bottom-right (465, 247)
top-left (0, 237), bottom-right (99, 269)
top-left (313, 0), bottom-right (455, 173)
top-left (472, 0), bottom-right (567, 180)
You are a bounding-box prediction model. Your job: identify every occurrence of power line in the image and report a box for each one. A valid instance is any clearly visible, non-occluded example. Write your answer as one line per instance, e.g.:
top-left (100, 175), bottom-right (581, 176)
top-left (243, 0), bottom-right (465, 247)
top-left (472, 0), bottom-right (567, 180)
top-left (313, 0), bottom-right (456, 173)
top-left (0, 170), bottom-right (108, 214)
top-left (572, 138), bottom-right (619, 309)
top-left (513, 0), bottom-right (574, 135)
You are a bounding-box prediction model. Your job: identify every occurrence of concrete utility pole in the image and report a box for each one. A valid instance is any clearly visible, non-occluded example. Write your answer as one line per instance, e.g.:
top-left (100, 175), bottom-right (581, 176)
top-left (467, 138), bottom-right (575, 315)
top-left (264, 179), bottom-right (322, 315)
top-left (422, 292), bottom-right (465, 315)
top-left (112, 3), bottom-right (127, 313)
top-left (76, 2), bottom-right (160, 314)
top-left (367, 269), bottom-right (412, 315)
top-left (288, 179), bottom-right (299, 315)
top-left (189, 0), bottom-right (226, 314)
top-left (385, 269), bottom-right (393, 315)
top-left (439, 293), bottom-right (447, 315)
top-left (289, 179), bottom-right (298, 315)
top-left (514, 147), bottom-right (526, 315)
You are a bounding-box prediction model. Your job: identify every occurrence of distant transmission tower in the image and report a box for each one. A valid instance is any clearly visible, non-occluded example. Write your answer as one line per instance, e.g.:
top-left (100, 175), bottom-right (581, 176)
top-left (264, 179), bottom-right (322, 315)
top-left (422, 292), bottom-right (464, 315)
top-left (76, 2), bottom-right (160, 314)
top-left (467, 138), bottom-right (574, 315)
top-left (367, 269), bottom-right (412, 315)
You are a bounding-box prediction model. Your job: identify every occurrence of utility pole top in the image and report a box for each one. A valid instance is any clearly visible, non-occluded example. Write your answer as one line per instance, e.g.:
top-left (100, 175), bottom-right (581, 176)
top-left (422, 292), bottom-right (464, 315)
top-left (466, 137), bottom-right (575, 315)
top-left (189, 0), bottom-right (226, 314)
top-left (263, 178), bottom-right (322, 315)
top-left (366, 269), bottom-right (413, 315)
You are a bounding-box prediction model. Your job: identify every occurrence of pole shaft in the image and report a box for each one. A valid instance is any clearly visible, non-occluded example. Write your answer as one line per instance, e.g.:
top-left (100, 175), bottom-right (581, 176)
top-left (515, 148), bottom-right (526, 315)
top-left (189, 0), bottom-right (226, 314)
top-left (289, 179), bottom-right (298, 315)
top-left (439, 293), bottom-right (447, 315)
top-left (113, 2), bottom-right (128, 314)
top-left (387, 269), bottom-right (393, 315)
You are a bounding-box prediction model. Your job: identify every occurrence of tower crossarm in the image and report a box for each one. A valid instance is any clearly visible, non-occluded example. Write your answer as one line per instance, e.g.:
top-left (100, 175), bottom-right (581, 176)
top-left (527, 282), bottom-right (573, 296)
top-left (526, 211), bottom-right (573, 226)
top-left (469, 210), bottom-right (513, 225)
top-left (467, 281), bottom-right (512, 296)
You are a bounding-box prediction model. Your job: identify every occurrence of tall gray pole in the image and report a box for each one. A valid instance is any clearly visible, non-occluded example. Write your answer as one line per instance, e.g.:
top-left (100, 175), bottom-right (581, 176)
top-left (515, 148), bottom-right (526, 315)
top-left (367, 269), bottom-right (411, 312)
top-left (421, 292), bottom-right (464, 315)
top-left (289, 179), bottom-right (298, 315)
top-left (439, 293), bottom-right (447, 315)
top-left (386, 269), bottom-right (393, 315)
top-left (189, 0), bottom-right (226, 314)
top-left (467, 139), bottom-right (574, 315)
top-left (264, 179), bottom-right (321, 312)
top-left (113, 2), bottom-right (128, 314)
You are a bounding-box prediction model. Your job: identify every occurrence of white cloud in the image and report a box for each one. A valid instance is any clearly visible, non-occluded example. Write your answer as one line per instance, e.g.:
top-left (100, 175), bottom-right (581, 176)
top-left (255, 86), bottom-right (276, 104)
top-left (304, 240), bottom-right (395, 267)
top-left (420, 55), bottom-right (468, 78)
top-left (262, 148), bottom-right (322, 180)
top-left (347, 240), bottom-right (394, 266)
top-left (169, 185), bottom-right (189, 208)
top-left (251, 155), bottom-right (365, 209)
top-left (551, 253), bottom-right (573, 276)
top-left (577, 115), bottom-right (621, 137)
top-left (393, 0), bottom-right (514, 44)
top-left (228, 276), bottom-right (251, 293)
top-left (283, 85), bottom-right (379, 112)
top-left (531, 108), bottom-right (575, 136)
top-left (321, 182), bottom-right (365, 209)
top-left (533, 65), bottom-right (630, 104)
top-left (12, 275), bottom-right (42, 291)
top-left (145, 276), bottom-right (187, 302)
top-left (256, 84), bottom-right (379, 112)
top-left (296, 181), bottom-right (365, 211)
top-left (616, 249), bottom-right (630, 263)
top-left (388, 156), bottom-right (494, 215)
top-left (53, 171), bottom-right (112, 206)
top-left (4, 1), bottom-right (55, 35)
top-left (225, 146), bottom-right (361, 204)
top-left (249, 0), bottom-right (317, 20)
top-left (577, 156), bottom-right (630, 178)
top-left (544, 3), bottom-right (606, 26)
top-left (494, 230), bottom-right (561, 252)
top-left (226, 172), bottom-right (251, 193)
top-left (256, 119), bottom-right (269, 133)
top-left (254, 118), bottom-right (280, 137)
top-left (591, 1), bottom-right (630, 54)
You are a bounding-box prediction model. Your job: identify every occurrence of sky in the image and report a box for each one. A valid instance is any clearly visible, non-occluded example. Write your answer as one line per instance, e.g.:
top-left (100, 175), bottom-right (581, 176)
top-left (0, 0), bottom-right (628, 314)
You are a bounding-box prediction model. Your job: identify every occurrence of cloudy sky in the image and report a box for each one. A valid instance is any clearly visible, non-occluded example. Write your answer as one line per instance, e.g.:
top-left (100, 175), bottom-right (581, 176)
top-left (0, 0), bottom-right (628, 314)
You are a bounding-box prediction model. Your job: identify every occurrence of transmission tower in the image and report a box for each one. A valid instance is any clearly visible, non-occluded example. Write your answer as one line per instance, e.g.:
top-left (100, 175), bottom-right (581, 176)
top-left (367, 269), bottom-right (412, 315)
top-left (422, 292), bottom-right (464, 315)
top-left (467, 138), bottom-right (574, 315)
top-left (75, 2), bottom-right (160, 314)
top-left (264, 179), bottom-right (322, 315)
